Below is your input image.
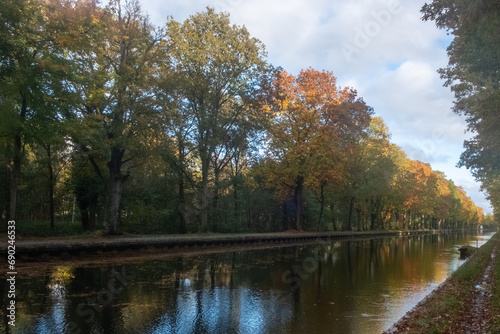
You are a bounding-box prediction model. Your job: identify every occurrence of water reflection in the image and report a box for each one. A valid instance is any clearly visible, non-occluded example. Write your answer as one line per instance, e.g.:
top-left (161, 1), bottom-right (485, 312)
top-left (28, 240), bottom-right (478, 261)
top-left (0, 231), bottom-right (493, 334)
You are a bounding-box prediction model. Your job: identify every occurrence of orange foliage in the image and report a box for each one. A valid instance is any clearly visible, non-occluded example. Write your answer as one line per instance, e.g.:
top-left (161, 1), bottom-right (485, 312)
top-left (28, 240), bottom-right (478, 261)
top-left (262, 68), bottom-right (372, 198)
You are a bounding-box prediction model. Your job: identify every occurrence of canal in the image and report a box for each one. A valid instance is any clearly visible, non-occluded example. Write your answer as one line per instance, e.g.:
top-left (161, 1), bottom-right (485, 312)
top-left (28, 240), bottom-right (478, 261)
top-left (1, 231), bottom-right (494, 334)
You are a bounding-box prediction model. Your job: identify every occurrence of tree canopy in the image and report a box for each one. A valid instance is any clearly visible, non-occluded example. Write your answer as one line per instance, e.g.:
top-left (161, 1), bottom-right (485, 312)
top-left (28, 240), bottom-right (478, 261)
top-left (422, 0), bottom-right (500, 222)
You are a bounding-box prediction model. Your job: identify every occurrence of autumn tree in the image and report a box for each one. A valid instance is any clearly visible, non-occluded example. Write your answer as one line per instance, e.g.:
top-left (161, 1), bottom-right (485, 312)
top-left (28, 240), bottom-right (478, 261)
top-left (431, 171), bottom-right (452, 229)
top-left (262, 68), bottom-right (372, 231)
top-left (399, 160), bottom-right (431, 229)
top-left (446, 180), bottom-right (462, 228)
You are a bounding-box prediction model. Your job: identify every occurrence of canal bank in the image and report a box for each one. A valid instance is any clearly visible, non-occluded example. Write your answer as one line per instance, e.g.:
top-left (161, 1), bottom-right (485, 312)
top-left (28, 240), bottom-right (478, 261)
top-left (385, 232), bottom-right (500, 334)
top-left (0, 229), bottom-right (477, 259)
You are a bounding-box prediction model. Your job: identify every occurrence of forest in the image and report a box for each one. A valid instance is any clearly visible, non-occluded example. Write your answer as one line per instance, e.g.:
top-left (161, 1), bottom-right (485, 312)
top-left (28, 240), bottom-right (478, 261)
top-left (0, 0), bottom-right (496, 236)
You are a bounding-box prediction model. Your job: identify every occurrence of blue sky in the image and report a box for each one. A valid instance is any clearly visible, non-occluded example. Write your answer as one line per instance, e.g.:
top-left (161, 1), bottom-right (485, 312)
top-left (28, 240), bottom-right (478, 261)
top-left (138, 0), bottom-right (492, 213)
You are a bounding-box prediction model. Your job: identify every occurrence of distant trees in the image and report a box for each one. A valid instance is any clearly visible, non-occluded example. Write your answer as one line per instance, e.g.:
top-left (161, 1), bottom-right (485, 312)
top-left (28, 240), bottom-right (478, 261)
top-left (0, 1), bottom-right (490, 234)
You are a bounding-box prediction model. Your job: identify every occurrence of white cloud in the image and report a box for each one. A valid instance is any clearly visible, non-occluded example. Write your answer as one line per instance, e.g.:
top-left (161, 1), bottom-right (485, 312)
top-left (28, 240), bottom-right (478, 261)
top-left (137, 0), bottom-right (492, 213)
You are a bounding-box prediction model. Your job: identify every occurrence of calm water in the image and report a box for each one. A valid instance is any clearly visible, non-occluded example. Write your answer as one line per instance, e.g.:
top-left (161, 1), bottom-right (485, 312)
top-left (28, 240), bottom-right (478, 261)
top-left (1, 231), bottom-right (494, 334)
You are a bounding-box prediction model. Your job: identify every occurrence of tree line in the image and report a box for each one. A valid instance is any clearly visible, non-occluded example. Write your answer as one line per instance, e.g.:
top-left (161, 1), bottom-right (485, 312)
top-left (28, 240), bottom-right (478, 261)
top-left (0, 0), bottom-right (492, 235)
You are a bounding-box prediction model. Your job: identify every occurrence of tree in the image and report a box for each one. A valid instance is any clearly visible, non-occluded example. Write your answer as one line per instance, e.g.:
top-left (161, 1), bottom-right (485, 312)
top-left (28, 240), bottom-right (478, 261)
top-left (432, 171), bottom-right (452, 228)
top-left (165, 8), bottom-right (268, 232)
top-left (55, 0), bottom-right (164, 234)
top-left (422, 1), bottom-right (500, 215)
top-left (351, 117), bottom-right (401, 230)
top-left (263, 68), bottom-right (372, 231)
top-left (71, 155), bottom-right (102, 231)
top-left (0, 0), bottom-right (68, 221)
top-left (32, 117), bottom-right (69, 230)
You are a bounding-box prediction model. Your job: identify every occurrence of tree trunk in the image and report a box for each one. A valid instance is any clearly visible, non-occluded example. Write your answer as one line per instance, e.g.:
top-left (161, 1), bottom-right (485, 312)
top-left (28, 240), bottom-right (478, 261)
top-left (370, 211), bottom-right (377, 231)
top-left (3, 154), bottom-right (10, 220)
top-left (347, 197), bottom-right (355, 231)
top-left (177, 139), bottom-right (187, 234)
top-left (294, 175), bottom-right (304, 231)
top-left (357, 208), bottom-right (363, 232)
top-left (369, 198), bottom-right (375, 230)
top-left (178, 172), bottom-right (186, 234)
top-left (107, 147), bottom-right (127, 235)
top-left (200, 154), bottom-right (210, 232)
top-left (330, 202), bottom-right (337, 231)
top-left (212, 169), bottom-right (220, 232)
top-left (89, 204), bottom-right (96, 231)
top-left (108, 174), bottom-right (125, 234)
top-left (234, 185), bottom-right (238, 222)
top-left (282, 201), bottom-right (289, 231)
top-left (317, 181), bottom-right (325, 232)
top-left (81, 209), bottom-right (90, 230)
top-left (9, 96), bottom-right (26, 221)
top-left (9, 140), bottom-right (21, 221)
top-left (46, 145), bottom-right (55, 230)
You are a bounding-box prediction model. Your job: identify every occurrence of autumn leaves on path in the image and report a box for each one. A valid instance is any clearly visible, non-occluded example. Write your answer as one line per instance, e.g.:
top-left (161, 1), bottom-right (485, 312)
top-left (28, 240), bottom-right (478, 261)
top-left (446, 243), bottom-right (497, 333)
top-left (385, 235), bottom-right (500, 334)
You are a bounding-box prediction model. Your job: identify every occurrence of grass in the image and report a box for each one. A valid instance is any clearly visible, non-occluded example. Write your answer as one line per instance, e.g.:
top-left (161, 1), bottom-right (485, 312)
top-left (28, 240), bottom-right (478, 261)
top-left (489, 235), bottom-right (500, 333)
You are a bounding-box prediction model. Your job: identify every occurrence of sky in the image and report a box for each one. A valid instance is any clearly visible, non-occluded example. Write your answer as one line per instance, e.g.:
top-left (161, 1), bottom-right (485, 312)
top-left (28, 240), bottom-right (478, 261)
top-left (138, 0), bottom-right (493, 214)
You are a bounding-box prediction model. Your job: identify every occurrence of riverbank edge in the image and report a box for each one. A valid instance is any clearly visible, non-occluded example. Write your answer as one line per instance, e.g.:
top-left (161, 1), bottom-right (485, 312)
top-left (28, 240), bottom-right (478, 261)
top-left (0, 229), bottom-right (479, 258)
top-left (384, 232), bottom-right (499, 333)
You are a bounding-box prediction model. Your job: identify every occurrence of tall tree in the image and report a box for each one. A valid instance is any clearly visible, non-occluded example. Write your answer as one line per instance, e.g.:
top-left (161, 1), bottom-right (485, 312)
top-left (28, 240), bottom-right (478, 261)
top-left (0, 0), bottom-right (72, 222)
top-left (402, 160), bottom-right (435, 228)
top-left (353, 117), bottom-right (401, 230)
top-left (422, 0), bottom-right (500, 216)
top-left (166, 8), bottom-right (268, 232)
top-left (155, 67), bottom-right (197, 234)
top-left (55, 0), bottom-right (164, 234)
top-left (263, 68), bottom-right (372, 231)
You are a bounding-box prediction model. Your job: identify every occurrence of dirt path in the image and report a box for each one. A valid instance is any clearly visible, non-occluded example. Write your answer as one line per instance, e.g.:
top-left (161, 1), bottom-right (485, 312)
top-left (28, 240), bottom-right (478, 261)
top-left (445, 243), bottom-right (497, 334)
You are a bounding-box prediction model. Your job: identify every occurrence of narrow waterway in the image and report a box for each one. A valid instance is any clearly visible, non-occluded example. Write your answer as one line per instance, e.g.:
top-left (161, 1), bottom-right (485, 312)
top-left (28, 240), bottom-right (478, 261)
top-left (1, 231), bottom-right (494, 334)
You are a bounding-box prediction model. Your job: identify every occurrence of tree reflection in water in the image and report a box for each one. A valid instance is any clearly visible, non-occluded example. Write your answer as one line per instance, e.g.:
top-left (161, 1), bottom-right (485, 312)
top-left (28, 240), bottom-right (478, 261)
top-left (1, 231), bottom-right (493, 334)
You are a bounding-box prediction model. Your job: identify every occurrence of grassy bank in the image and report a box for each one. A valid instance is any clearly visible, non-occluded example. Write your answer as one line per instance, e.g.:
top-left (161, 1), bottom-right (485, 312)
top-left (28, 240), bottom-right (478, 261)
top-left (490, 235), bottom-right (500, 333)
top-left (386, 233), bottom-right (499, 333)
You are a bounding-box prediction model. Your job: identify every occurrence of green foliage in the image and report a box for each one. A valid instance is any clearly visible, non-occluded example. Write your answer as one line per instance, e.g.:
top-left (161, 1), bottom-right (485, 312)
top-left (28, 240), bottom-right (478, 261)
top-left (165, 7), bottom-right (268, 232)
top-left (422, 0), bottom-right (500, 220)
